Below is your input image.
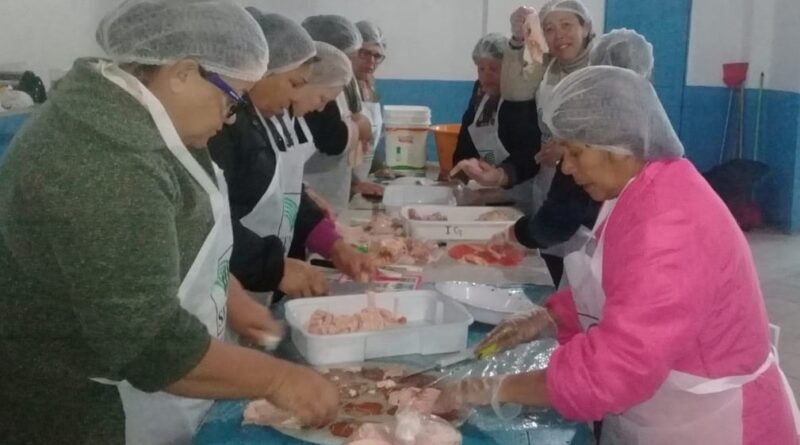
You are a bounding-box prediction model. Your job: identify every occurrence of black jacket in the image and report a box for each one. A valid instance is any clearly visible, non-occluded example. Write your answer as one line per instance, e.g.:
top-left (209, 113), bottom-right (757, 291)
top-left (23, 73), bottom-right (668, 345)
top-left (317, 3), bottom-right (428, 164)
top-left (514, 168), bottom-right (601, 249)
top-left (208, 99), bottom-right (326, 291)
top-left (453, 81), bottom-right (542, 187)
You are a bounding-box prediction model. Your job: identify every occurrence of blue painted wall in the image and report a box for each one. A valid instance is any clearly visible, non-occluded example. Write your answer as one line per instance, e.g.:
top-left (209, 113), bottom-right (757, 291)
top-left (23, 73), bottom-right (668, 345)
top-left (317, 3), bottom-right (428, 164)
top-left (604, 0), bottom-right (693, 134)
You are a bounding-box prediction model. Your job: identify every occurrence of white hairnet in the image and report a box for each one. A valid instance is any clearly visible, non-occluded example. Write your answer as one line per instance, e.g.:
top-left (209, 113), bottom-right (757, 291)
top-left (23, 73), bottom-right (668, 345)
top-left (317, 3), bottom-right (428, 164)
top-left (356, 20), bottom-right (387, 49)
top-left (543, 66), bottom-right (684, 160)
top-left (302, 15), bottom-right (363, 55)
top-left (540, 0), bottom-right (593, 33)
top-left (247, 9), bottom-right (316, 75)
top-left (308, 42), bottom-right (354, 88)
top-left (96, 0), bottom-right (268, 82)
top-left (472, 33), bottom-right (508, 63)
top-left (590, 28), bottom-right (654, 78)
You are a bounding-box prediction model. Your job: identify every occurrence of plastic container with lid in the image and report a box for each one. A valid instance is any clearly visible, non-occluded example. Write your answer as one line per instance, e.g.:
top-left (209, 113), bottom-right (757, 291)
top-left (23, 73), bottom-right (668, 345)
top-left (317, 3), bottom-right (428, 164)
top-left (384, 105), bottom-right (431, 171)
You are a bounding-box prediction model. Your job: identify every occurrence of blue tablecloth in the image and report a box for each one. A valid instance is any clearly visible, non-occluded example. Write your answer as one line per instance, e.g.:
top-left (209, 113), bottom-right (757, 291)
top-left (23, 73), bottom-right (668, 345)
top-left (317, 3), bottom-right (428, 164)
top-left (192, 285), bottom-right (594, 445)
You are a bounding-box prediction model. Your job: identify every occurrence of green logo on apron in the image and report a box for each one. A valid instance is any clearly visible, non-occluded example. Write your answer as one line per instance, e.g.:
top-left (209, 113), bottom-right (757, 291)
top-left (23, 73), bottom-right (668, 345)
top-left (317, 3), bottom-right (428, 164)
top-left (215, 259), bottom-right (230, 291)
top-left (482, 151), bottom-right (496, 165)
top-left (282, 197), bottom-right (299, 227)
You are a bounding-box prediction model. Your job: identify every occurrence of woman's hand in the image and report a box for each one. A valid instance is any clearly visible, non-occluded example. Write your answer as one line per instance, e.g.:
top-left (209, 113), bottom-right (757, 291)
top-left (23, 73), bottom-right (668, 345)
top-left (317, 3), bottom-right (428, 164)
top-left (226, 278), bottom-right (285, 350)
top-left (449, 158), bottom-right (508, 187)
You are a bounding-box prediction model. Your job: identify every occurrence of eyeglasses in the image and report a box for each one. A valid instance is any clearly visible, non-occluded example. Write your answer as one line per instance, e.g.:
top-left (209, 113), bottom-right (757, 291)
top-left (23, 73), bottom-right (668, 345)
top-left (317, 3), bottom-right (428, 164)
top-left (198, 65), bottom-right (248, 118)
top-left (358, 48), bottom-right (386, 64)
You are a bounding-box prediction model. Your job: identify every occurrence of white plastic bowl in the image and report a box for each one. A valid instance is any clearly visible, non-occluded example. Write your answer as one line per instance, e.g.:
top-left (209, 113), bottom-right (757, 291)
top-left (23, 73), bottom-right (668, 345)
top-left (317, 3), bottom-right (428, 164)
top-left (435, 282), bottom-right (539, 325)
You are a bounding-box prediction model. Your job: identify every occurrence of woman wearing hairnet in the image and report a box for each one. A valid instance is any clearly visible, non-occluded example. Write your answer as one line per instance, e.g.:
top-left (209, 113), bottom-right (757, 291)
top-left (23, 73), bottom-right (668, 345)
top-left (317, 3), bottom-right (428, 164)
top-left (301, 15), bottom-right (373, 213)
top-left (494, 29), bottom-right (652, 286)
top-left (349, 20), bottom-right (388, 197)
top-left (0, 1), bottom-right (338, 444)
top-left (435, 67), bottom-right (800, 444)
top-left (208, 12), bottom-right (373, 322)
top-left (450, 33), bottom-right (542, 209)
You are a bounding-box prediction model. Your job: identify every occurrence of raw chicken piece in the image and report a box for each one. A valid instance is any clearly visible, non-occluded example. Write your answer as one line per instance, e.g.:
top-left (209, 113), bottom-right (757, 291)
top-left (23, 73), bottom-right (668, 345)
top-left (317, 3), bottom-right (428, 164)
top-left (476, 209), bottom-right (515, 222)
top-left (242, 399), bottom-right (302, 429)
top-left (387, 387), bottom-right (442, 415)
top-left (408, 208), bottom-right (448, 221)
top-left (523, 12), bottom-right (548, 65)
top-left (449, 243), bottom-right (525, 267)
top-left (306, 296), bottom-right (407, 336)
top-left (364, 213), bottom-right (405, 236)
top-left (370, 238), bottom-right (441, 267)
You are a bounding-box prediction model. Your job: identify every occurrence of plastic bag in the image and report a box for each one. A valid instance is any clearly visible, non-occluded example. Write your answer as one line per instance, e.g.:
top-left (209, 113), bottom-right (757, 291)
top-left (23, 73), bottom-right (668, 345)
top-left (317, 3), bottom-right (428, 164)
top-left (345, 406), bottom-right (462, 445)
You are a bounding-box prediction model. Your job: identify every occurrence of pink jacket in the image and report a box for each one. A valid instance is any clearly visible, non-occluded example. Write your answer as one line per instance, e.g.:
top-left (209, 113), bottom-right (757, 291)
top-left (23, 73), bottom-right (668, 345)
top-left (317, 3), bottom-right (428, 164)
top-left (545, 159), bottom-right (798, 444)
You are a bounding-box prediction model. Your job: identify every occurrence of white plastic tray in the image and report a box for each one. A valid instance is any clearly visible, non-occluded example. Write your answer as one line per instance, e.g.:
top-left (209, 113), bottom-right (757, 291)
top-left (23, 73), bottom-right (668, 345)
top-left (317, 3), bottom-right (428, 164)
top-left (382, 185), bottom-right (456, 215)
top-left (435, 282), bottom-right (540, 325)
top-left (401, 205), bottom-right (522, 241)
top-left (285, 290), bottom-right (474, 366)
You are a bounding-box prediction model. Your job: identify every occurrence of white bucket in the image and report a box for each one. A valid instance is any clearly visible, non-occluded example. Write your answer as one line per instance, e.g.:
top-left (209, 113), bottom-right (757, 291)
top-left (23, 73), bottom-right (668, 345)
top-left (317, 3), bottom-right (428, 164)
top-left (383, 105), bottom-right (431, 171)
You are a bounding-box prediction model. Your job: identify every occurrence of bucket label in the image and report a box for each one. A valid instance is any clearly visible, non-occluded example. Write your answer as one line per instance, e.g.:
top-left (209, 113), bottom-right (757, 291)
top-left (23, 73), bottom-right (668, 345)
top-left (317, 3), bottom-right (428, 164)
top-left (385, 128), bottom-right (428, 169)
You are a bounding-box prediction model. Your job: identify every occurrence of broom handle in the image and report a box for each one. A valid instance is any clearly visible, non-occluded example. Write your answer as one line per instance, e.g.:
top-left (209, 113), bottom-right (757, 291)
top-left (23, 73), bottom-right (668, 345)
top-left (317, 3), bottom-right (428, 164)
top-left (720, 89), bottom-right (734, 164)
top-left (738, 86), bottom-right (745, 159)
top-left (754, 72), bottom-right (764, 161)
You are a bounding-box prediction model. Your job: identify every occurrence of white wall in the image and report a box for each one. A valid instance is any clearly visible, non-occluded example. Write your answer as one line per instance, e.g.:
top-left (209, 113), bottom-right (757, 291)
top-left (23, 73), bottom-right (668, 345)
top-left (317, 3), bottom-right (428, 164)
top-left (485, 0), bottom-right (606, 38)
top-left (240, 0), bottom-right (484, 81)
top-left (0, 0), bottom-right (488, 85)
top-left (686, 0), bottom-right (799, 92)
top-left (0, 0), bottom-right (113, 87)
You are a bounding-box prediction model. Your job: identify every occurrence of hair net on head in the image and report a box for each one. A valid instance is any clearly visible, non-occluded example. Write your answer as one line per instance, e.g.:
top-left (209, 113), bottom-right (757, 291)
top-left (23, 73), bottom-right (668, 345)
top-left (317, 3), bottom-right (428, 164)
top-left (246, 9), bottom-right (316, 75)
top-left (307, 41), bottom-right (354, 88)
top-left (540, 0), bottom-right (593, 33)
top-left (589, 28), bottom-right (654, 78)
top-left (543, 66), bottom-right (684, 160)
top-left (96, 0), bottom-right (268, 82)
top-left (302, 15), bottom-right (363, 55)
top-left (356, 20), bottom-right (387, 50)
top-left (472, 33), bottom-right (509, 64)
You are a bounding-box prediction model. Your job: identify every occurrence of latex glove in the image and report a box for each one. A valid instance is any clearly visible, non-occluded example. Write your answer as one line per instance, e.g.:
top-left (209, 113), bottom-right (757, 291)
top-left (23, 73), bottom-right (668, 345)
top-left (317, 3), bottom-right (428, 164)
top-left (449, 158), bottom-right (508, 188)
top-left (268, 363), bottom-right (340, 427)
top-left (226, 277), bottom-right (285, 349)
top-left (475, 308), bottom-right (555, 358)
top-left (352, 180), bottom-right (385, 197)
top-left (279, 258), bottom-right (330, 298)
top-left (487, 226), bottom-right (519, 250)
top-left (330, 239), bottom-right (376, 282)
top-left (306, 187), bottom-right (337, 220)
top-left (432, 376), bottom-right (506, 414)
top-left (511, 6), bottom-right (538, 41)
top-left (535, 141), bottom-right (566, 167)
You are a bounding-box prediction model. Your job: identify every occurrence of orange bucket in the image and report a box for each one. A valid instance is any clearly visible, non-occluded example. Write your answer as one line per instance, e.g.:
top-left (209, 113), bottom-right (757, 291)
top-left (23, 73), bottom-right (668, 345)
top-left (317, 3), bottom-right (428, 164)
top-left (430, 124), bottom-right (461, 175)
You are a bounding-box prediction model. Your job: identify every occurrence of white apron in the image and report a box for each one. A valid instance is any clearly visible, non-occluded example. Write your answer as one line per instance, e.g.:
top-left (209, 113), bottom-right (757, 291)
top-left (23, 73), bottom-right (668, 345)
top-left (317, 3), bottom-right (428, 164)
top-left (239, 112), bottom-right (309, 252)
top-left (94, 62), bottom-right (233, 445)
top-left (532, 59), bottom-right (558, 215)
top-left (303, 92), bottom-right (354, 214)
top-left (564, 195), bottom-right (800, 445)
top-left (354, 100), bottom-right (382, 181)
top-left (467, 94), bottom-right (536, 212)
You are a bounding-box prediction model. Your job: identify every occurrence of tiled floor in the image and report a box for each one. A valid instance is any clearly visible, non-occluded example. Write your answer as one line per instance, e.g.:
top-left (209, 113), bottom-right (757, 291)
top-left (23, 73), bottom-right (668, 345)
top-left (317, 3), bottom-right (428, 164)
top-left (748, 230), bottom-right (800, 399)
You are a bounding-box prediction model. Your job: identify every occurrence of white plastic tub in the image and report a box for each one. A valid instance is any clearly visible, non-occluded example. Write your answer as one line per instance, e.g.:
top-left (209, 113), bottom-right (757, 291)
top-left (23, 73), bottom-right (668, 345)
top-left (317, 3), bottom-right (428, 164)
top-left (285, 290), bottom-right (474, 366)
top-left (401, 205), bottom-right (522, 241)
top-left (382, 185), bottom-right (456, 215)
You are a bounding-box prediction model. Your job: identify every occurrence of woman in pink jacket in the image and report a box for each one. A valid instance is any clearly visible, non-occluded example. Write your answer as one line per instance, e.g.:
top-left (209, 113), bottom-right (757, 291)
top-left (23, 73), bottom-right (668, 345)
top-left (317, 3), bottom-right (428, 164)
top-left (435, 66), bottom-right (800, 445)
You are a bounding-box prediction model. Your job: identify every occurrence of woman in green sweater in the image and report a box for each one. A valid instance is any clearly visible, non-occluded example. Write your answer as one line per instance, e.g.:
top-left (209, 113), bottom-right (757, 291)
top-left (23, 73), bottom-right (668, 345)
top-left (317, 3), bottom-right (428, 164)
top-left (0, 1), bottom-right (338, 444)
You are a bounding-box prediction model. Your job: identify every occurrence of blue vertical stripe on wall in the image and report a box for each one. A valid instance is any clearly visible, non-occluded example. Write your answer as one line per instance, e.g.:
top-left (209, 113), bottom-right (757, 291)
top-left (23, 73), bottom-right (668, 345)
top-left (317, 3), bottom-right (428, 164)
top-left (604, 0), bottom-right (692, 133)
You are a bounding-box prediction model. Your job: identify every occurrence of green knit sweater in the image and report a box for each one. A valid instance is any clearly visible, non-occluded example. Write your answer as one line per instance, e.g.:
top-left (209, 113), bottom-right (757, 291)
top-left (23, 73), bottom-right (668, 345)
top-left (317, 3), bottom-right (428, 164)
top-left (0, 59), bottom-right (214, 444)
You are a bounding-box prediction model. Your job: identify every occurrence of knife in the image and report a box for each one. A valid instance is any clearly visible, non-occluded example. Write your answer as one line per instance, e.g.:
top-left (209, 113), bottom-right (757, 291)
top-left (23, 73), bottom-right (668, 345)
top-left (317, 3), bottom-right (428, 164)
top-left (400, 349), bottom-right (476, 383)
